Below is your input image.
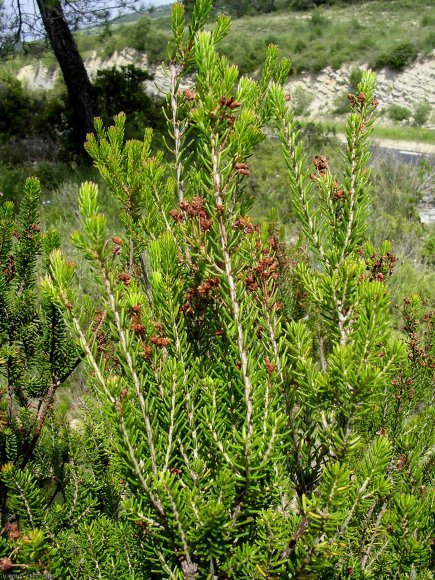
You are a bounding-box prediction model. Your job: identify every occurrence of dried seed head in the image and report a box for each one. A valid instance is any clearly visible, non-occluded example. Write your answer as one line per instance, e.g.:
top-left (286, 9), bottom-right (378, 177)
top-left (396, 454), bottom-right (406, 471)
top-left (264, 358), bottom-right (276, 375)
top-left (131, 322), bottom-right (145, 333)
top-left (184, 88), bottom-right (196, 100)
top-left (150, 336), bottom-right (171, 347)
top-left (200, 218), bottom-right (213, 232)
top-left (7, 523), bottom-right (20, 541)
top-left (170, 209), bottom-right (184, 223)
top-left (0, 558), bottom-right (13, 572)
top-left (313, 155), bottom-right (329, 173)
top-left (118, 273), bottom-right (132, 285)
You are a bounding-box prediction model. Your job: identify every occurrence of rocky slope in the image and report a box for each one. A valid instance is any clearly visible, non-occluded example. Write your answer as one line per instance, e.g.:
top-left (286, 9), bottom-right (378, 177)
top-left (16, 48), bottom-right (434, 224)
top-left (16, 47), bottom-right (435, 128)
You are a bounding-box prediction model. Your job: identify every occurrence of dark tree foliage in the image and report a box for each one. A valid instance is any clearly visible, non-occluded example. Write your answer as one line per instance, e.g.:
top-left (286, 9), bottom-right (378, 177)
top-left (289, 0), bottom-right (377, 8)
top-left (93, 64), bottom-right (166, 141)
top-left (0, 0), bottom-right (137, 150)
top-left (0, 178), bottom-right (79, 525)
top-left (184, 0), bottom-right (276, 18)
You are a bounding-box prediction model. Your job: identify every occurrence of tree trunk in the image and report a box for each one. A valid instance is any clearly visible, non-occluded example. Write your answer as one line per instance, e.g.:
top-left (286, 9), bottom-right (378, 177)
top-left (35, 0), bottom-right (96, 151)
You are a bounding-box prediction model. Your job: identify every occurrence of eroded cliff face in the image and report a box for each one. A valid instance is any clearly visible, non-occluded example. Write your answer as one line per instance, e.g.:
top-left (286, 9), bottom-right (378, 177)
top-left (16, 47), bottom-right (435, 127)
top-left (284, 56), bottom-right (435, 125)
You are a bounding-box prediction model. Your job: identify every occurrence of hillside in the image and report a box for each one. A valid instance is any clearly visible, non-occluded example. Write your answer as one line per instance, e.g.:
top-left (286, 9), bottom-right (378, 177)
top-left (16, 46), bottom-right (435, 135)
top-left (9, 0), bottom-right (435, 140)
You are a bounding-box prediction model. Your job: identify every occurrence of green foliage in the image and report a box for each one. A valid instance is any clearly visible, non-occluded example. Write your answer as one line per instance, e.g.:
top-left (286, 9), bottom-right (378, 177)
top-left (291, 85), bottom-right (314, 116)
top-left (376, 41), bottom-right (418, 71)
top-left (2, 1), bottom-right (433, 577)
top-left (0, 72), bottom-right (69, 151)
top-left (349, 66), bottom-right (363, 89)
top-left (0, 177), bottom-right (80, 566)
top-left (413, 101), bottom-right (432, 127)
top-left (0, 73), bottom-right (34, 140)
top-left (128, 16), bottom-right (169, 64)
top-left (29, 0), bottom-right (427, 77)
top-left (96, 16), bottom-right (171, 64)
top-left (387, 103), bottom-right (412, 122)
top-left (37, 3), bottom-right (435, 576)
top-left (184, 0), bottom-right (276, 18)
top-left (93, 64), bottom-right (166, 141)
top-left (422, 230), bottom-right (435, 264)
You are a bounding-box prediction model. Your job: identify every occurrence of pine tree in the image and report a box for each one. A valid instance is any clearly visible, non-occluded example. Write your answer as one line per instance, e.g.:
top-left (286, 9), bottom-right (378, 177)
top-left (4, 0), bottom-right (433, 577)
top-left (0, 178), bottom-right (81, 572)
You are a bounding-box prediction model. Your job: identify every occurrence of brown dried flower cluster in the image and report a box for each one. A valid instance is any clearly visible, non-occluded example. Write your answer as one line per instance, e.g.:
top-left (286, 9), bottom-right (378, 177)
top-left (2, 256), bottom-right (15, 278)
top-left (220, 95), bottom-right (241, 109)
top-left (180, 277), bottom-right (220, 316)
top-left (23, 223), bottom-right (41, 240)
top-left (118, 272), bottom-right (132, 286)
top-left (332, 180), bottom-right (346, 201)
top-left (245, 257), bottom-right (279, 293)
top-left (364, 249), bottom-right (397, 281)
top-left (112, 236), bottom-right (123, 255)
top-left (235, 162), bottom-right (250, 176)
top-left (234, 216), bottom-right (260, 235)
top-left (312, 155), bottom-right (329, 177)
top-left (184, 88), bottom-right (196, 100)
top-left (5, 521), bottom-right (20, 541)
top-left (150, 336), bottom-right (171, 348)
top-left (171, 197), bottom-right (213, 232)
top-left (264, 357), bottom-right (276, 375)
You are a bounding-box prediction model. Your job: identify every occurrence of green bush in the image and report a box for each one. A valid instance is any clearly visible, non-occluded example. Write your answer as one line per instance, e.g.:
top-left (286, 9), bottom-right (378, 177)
top-left (413, 101), bottom-right (432, 126)
top-left (291, 85), bottom-right (314, 115)
top-left (376, 42), bottom-right (418, 70)
top-left (310, 6), bottom-right (330, 28)
top-left (0, 73), bottom-right (33, 140)
top-left (0, 72), bottom-right (74, 159)
top-left (422, 30), bottom-right (435, 51)
top-left (333, 92), bottom-right (351, 114)
top-left (387, 104), bottom-right (412, 122)
top-left (1, 2), bottom-right (433, 578)
top-left (220, 35), bottom-right (265, 74)
top-left (349, 66), bottom-right (363, 89)
top-left (422, 231), bottom-right (435, 264)
top-left (420, 13), bottom-right (435, 26)
top-left (128, 16), bottom-right (169, 64)
top-left (93, 64), bottom-right (165, 141)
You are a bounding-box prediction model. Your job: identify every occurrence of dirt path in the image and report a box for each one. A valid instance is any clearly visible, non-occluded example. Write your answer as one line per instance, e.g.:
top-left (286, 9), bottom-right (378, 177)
top-left (335, 132), bottom-right (435, 156)
top-left (370, 138), bottom-right (435, 156)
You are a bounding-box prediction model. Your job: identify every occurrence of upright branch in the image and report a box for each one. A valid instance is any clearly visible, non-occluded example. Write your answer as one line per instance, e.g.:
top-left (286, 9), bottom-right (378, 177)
top-left (36, 2), bottom-right (434, 578)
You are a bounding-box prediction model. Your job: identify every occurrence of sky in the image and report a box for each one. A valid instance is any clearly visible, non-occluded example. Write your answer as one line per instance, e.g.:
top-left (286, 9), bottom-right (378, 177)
top-left (5, 0), bottom-right (174, 19)
top-left (2, 0), bottom-right (175, 38)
